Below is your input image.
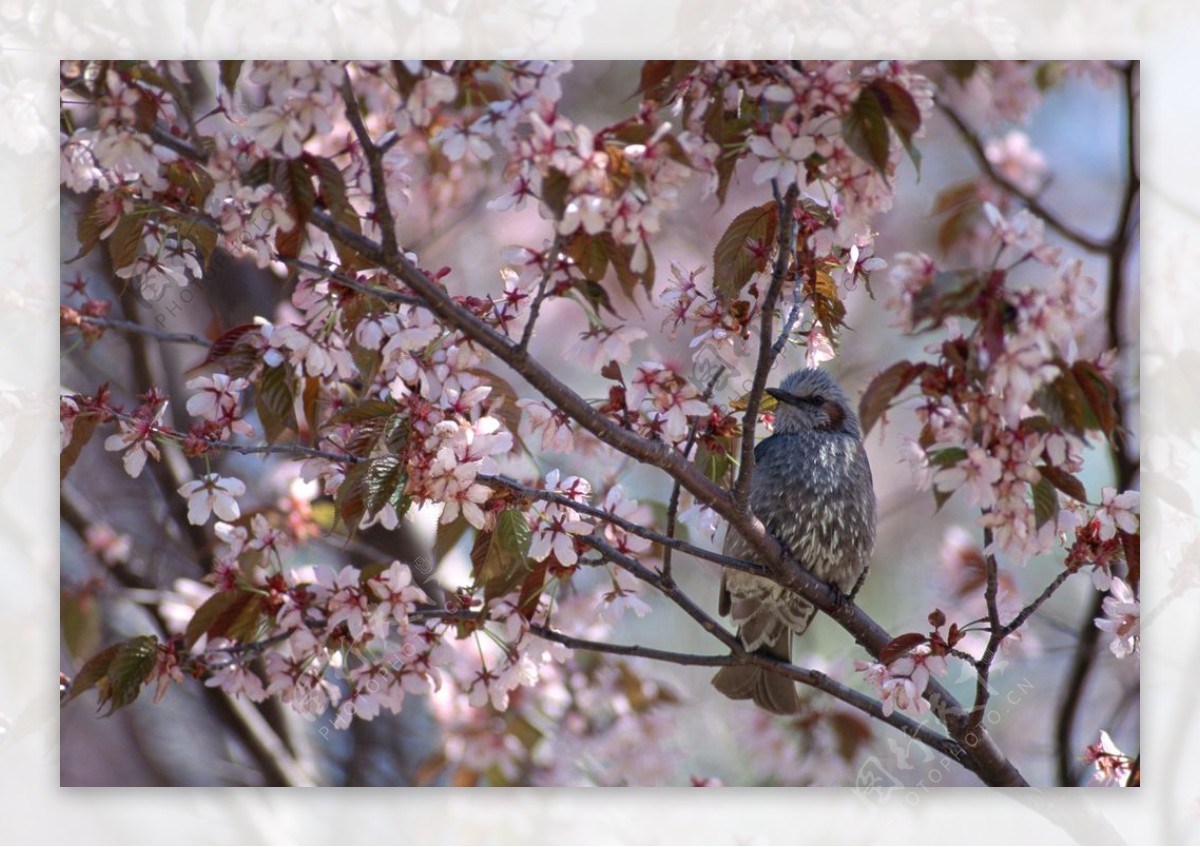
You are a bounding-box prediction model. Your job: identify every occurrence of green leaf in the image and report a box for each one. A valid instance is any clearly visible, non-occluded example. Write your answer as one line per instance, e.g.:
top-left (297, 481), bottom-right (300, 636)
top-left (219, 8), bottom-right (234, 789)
top-left (929, 446), bottom-right (968, 469)
top-left (433, 514), bottom-right (472, 563)
top-left (611, 237), bottom-right (655, 303)
top-left (1031, 477), bottom-right (1058, 529)
top-left (565, 232), bottom-right (610, 282)
top-left (61, 589), bottom-right (102, 660)
top-left (102, 635), bottom-right (158, 715)
top-left (712, 202), bottom-right (776, 304)
top-left (363, 455), bottom-right (408, 518)
top-left (69, 194), bottom-right (108, 261)
top-left (540, 168), bottom-right (570, 219)
top-left (943, 61), bottom-right (978, 83)
top-left (471, 509), bottom-right (532, 601)
top-left (255, 364), bottom-right (297, 444)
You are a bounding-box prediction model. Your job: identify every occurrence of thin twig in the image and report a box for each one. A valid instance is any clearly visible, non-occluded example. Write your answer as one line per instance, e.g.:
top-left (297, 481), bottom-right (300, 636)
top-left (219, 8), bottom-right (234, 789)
top-left (72, 315), bottom-right (211, 347)
top-left (733, 182), bottom-right (798, 510)
top-left (285, 257), bottom-right (425, 307)
top-left (662, 364), bottom-right (725, 583)
top-left (339, 75), bottom-right (400, 260)
top-left (478, 471), bottom-right (767, 580)
top-left (998, 568), bottom-right (1075, 639)
top-left (936, 97), bottom-right (1108, 253)
top-left (518, 235), bottom-right (565, 353)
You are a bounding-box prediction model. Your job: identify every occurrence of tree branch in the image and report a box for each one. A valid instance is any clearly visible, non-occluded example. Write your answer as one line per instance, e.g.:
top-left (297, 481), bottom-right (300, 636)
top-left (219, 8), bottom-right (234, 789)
top-left (70, 314), bottom-right (211, 347)
top-left (733, 182), bottom-right (797, 510)
top-left (936, 98), bottom-right (1108, 253)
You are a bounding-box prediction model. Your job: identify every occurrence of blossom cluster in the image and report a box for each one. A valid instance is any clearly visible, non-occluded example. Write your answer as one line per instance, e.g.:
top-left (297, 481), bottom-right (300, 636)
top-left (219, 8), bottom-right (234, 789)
top-left (887, 204), bottom-right (1135, 569)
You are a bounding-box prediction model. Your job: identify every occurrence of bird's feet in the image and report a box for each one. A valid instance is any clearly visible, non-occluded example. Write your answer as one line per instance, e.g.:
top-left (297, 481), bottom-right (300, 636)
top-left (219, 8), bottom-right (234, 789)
top-left (828, 578), bottom-right (851, 610)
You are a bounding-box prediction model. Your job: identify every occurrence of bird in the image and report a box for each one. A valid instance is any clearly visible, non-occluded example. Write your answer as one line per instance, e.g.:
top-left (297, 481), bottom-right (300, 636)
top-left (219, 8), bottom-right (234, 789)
top-left (711, 367), bottom-right (876, 715)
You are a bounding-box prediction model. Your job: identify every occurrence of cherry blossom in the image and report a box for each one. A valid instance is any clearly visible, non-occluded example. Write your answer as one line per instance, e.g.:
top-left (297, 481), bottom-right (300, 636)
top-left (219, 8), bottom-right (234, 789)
top-left (177, 473), bottom-right (246, 525)
top-left (747, 122), bottom-right (816, 188)
top-left (517, 398), bottom-right (575, 453)
top-left (1096, 487), bottom-right (1139, 541)
top-left (1094, 577), bottom-right (1139, 659)
top-left (856, 645), bottom-right (947, 717)
top-left (1082, 730), bottom-right (1132, 786)
top-left (104, 405), bottom-right (166, 479)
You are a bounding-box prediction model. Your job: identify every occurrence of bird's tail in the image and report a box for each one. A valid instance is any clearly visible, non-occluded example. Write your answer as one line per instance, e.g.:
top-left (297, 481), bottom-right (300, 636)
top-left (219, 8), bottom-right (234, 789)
top-left (711, 629), bottom-right (801, 715)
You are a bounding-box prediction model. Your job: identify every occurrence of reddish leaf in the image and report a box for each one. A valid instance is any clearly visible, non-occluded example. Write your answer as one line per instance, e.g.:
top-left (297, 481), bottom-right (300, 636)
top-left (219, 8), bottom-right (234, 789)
top-left (857, 360), bottom-right (924, 436)
top-left (827, 711), bottom-right (874, 762)
top-left (842, 86), bottom-right (891, 176)
top-left (1121, 531), bottom-right (1140, 594)
top-left (1071, 360), bottom-right (1119, 435)
top-left (60, 413), bottom-right (100, 481)
top-left (65, 643), bottom-right (122, 703)
top-left (198, 323), bottom-right (260, 368)
top-left (712, 202), bottom-right (776, 304)
top-left (868, 79), bottom-right (922, 174)
top-left (880, 632), bottom-right (927, 666)
top-left (1037, 464), bottom-right (1088, 503)
top-left (106, 213), bottom-right (143, 272)
top-left (185, 590), bottom-right (240, 648)
top-left (255, 364), bottom-right (297, 444)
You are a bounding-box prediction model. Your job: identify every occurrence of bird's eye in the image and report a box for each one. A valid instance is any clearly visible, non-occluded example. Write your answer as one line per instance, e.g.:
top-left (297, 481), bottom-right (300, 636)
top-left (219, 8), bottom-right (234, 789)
top-left (798, 395), bottom-right (823, 406)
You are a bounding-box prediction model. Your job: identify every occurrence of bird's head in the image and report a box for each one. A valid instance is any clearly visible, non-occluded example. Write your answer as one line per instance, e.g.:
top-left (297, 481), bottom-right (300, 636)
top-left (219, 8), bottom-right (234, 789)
top-left (766, 368), bottom-right (861, 437)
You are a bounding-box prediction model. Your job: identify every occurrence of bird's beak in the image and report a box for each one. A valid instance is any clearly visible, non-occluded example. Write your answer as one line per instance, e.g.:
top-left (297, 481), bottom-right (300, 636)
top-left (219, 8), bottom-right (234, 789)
top-left (765, 387), bottom-right (795, 406)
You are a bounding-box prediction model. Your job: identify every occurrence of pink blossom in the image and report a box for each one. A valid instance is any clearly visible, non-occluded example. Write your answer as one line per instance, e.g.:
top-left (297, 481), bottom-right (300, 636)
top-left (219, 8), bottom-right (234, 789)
top-left (1082, 730), bottom-right (1132, 786)
top-left (935, 445), bottom-right (1004, 509)
top-left (1096, 487), bottom-right (1139, 541)
top-left (517, 398), bottom-right (575, 453)
top-left (747, 123), bottom-right (815, 187)
top-left (204, 651), bottom-right (268, 703)
top-left (1094, 577), bottom-right (1139, 659)
top-left (104, 406), bottom-right (166, 479)
top-left (984, 130), bottom-right (1047, 194)
top-left (565, 324), bottom-right (647, 370)
top-left (597, 569), bottom-right (652, 623)
top-left (177, 473), bottom-right (246, 525)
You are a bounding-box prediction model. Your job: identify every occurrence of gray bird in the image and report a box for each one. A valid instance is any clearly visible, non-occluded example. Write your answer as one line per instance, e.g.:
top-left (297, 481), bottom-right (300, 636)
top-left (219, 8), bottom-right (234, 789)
top-left (712, 368), bottom-right (876, 715)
